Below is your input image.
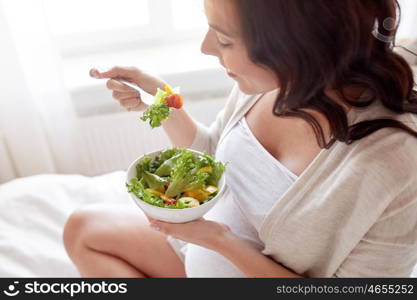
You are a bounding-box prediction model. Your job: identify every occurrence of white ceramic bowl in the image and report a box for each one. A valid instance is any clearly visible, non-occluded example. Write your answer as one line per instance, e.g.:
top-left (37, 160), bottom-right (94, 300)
top-left (126, 149), bottom-right (227, 223)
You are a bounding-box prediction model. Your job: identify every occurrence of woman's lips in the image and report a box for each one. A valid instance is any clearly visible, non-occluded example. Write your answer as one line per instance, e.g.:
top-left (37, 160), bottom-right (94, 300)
top-left (226, 70), bottom-right (237, 78)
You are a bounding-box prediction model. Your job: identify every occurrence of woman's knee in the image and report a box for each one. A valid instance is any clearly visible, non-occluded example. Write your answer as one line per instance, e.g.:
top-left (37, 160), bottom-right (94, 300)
top-left (63, 205), bottom-right (146, 258)
top-left (63, 206), bottom-right (100, 258)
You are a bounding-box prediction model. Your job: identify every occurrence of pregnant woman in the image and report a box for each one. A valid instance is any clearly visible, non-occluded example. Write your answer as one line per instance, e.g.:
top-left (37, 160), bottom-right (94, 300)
top-left (64, 0), bottom-right (417, 277)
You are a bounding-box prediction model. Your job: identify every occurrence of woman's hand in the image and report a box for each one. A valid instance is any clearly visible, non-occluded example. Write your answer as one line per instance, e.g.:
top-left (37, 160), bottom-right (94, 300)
top-left (149, 218), bottom-right (234, 251)
top-left (150, 217), bottom-right (302, 277)
top-left (89, 66), bottom-right (167, 112)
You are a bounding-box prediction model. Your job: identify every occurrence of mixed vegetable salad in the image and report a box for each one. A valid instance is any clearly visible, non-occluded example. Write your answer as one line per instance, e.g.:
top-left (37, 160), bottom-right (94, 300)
top-left (127, 148), bottom-right (226, 209)
top-left (140, 85), bottom-right (183, 128)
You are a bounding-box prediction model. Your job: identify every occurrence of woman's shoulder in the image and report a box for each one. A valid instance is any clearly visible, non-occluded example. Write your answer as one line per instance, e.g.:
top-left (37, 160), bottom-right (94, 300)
top-left (347, 116), bottom-right (417, 166)
top-left (329, 98), bottom-right (417, 186)
top-left (343, 106), bottom-right (417, 196)
top-left (348, 98), bottom-right (417, 149)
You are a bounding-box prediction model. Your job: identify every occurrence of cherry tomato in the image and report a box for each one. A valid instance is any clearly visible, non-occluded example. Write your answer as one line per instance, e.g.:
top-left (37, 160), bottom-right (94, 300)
top-left (166, 94), bottom-right (183, 109)
top-left (164, 199), bottom-right (177, 206)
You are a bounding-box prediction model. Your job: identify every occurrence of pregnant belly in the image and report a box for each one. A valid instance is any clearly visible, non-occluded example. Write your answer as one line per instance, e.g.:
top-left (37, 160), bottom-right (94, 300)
top-left (184, 188), bottom-right (264, 277)
top-left (185, 243), bottom-right (246, 277)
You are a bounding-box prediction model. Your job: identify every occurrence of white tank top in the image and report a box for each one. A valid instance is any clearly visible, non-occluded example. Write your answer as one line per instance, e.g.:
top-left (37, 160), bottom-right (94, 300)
top-left (185, 117), bottom-right (298, 277)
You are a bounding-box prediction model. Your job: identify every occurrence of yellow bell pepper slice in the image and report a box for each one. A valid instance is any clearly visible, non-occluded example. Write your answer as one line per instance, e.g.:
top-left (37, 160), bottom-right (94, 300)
top-left (164, 84), bottom-right (173, 95)
top-left (146, 189), bottom-right (164, 197)
top-left (183, 189), bottom-right (209, 202)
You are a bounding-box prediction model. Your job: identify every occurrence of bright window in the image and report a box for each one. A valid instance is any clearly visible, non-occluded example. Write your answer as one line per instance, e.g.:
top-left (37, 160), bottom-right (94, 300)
top-left (36, 0), bottom-right (222, 92)
top-left (41, 0), bottom-right (207, 56)
top-left (43, 0), bottom-right (150, 35)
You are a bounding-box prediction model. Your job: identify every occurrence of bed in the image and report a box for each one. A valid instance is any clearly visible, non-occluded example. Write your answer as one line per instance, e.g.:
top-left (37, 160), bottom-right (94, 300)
top-left (0, 171), bottom-right (416, 277)
top-left (0, 171), bottom-right (133, 277)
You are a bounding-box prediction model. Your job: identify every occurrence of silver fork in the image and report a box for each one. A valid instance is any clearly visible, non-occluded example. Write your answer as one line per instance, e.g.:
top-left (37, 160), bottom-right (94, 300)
top-left (114, 79), bottom-right (154, 106)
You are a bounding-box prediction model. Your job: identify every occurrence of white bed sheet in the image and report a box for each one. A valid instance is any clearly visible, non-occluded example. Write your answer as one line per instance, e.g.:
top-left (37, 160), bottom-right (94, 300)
top-left (0, 171), bottom-right (133, 277)
top-left (0, 172), bottom-right (416, 277)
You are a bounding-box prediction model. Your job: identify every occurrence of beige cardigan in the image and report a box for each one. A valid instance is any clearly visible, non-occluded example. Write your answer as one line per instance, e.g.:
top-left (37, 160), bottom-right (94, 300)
top-left (189, 85), bottom-right (417, 277)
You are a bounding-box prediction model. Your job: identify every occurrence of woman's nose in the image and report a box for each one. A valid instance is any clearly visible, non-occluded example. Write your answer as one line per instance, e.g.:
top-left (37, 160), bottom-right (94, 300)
top-left (201, 30), bottom-right (219, 57)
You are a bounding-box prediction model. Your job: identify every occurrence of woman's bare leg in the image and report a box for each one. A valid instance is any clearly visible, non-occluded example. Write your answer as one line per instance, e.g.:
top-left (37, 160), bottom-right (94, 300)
top-left (63, 204), bottom-right (185, 278)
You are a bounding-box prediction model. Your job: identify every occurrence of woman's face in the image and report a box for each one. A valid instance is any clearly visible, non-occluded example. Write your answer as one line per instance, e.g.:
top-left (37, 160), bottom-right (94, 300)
top-left (201, 0), bottom-right (278, 95)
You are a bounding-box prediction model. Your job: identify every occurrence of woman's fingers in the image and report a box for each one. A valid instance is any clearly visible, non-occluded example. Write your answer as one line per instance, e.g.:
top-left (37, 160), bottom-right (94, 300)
top-left (90, 66), bottom-right (153, 112)
top-left (120, 98), bottom-right (140, 108)
top-left (112, 90), bottom-right (139, 101)
top-left (106, 79), bottom-right (135, 92)
top-left (89, 68), bottom-right (102, 79)
top-left (90, 66), bottom-right (140, 80)
top-left (90, 66), bottom-right (167, 97)
top-left (119, 98), bottom-right (148, 111)
top-left (100, 66), bottom-right (139, 79)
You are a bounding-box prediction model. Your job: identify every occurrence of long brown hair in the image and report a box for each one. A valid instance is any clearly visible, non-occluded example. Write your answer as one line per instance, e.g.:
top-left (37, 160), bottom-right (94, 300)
top-left (235, 0), bottom-right (417, 148)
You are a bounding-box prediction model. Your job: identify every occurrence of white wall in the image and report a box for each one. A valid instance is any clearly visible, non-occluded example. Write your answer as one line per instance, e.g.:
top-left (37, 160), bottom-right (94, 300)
top-left (398, 0), bottom-right (417, 39)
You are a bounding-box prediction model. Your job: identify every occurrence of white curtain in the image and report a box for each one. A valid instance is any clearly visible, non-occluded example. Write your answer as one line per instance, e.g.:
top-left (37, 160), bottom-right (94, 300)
top-left (0, 0), bottom-right (79, 180)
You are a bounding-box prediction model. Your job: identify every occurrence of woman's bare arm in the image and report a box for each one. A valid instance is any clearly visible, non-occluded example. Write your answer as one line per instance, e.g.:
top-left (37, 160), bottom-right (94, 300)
top-left (161, 108), bottom-right (198, 148)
